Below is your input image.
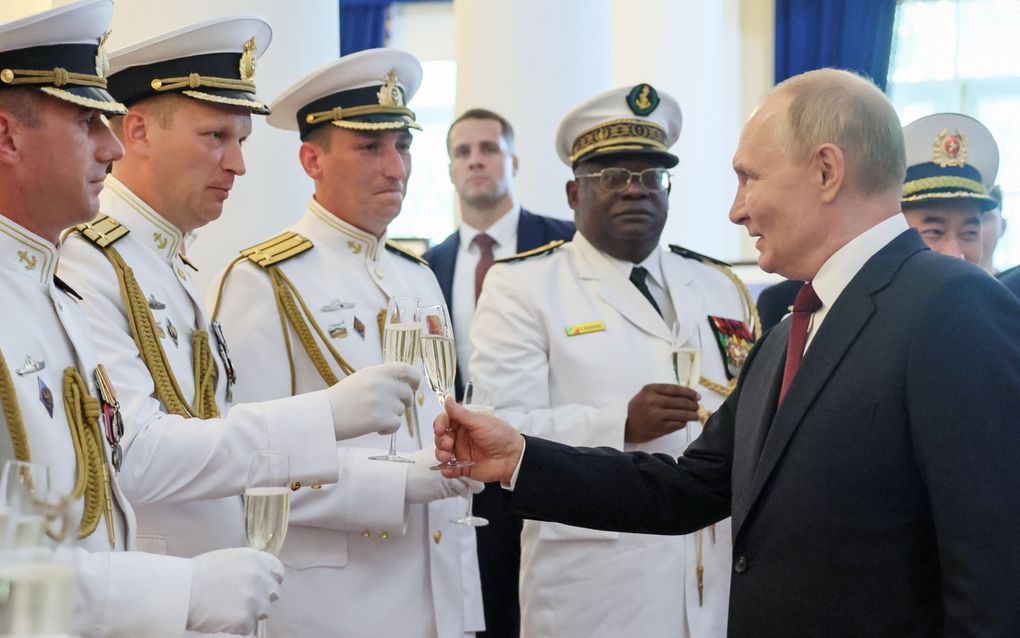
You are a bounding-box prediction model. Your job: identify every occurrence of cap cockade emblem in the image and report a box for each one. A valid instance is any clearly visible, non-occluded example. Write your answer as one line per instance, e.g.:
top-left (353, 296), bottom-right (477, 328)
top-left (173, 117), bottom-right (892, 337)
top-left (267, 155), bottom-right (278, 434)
top-left (377, 70), bottom-right (403, 107)
top-left (239, 37), bottom-right (257, 81)
top-left (95, 30), bottom-right (111, 77)
top-left (932, 128), bottom-right (968, 168)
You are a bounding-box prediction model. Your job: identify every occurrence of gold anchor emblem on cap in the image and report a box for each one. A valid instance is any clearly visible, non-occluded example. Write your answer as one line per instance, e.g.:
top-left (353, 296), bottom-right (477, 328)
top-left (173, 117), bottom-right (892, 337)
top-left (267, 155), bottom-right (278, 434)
top-left (239, 37), bottom-right (257, 81)
top-left (377, 71), bottom-right (403, 107)
top-left (17, 250), bottom-right (37, 271)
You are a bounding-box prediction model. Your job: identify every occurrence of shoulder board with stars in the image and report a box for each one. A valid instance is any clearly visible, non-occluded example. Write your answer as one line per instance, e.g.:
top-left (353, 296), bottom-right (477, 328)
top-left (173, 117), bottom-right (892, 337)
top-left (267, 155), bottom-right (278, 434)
top-left (668, 244), bottom-right (731, 268)
top-left (495, 240), bottom-right (565, 264)
top-left (75, 215), bottom-right (130, 249)
top-left (384, 240), bottom-right (429, 266)
top-left (241, 231), bottom-right (313, 268)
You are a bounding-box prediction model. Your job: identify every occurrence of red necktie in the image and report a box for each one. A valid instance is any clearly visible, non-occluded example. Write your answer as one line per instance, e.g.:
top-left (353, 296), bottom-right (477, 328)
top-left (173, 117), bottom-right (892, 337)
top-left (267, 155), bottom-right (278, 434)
top-left (474, 233), bottom-right (497, 301)
top-left (779, 282), bottom-right (822, 404)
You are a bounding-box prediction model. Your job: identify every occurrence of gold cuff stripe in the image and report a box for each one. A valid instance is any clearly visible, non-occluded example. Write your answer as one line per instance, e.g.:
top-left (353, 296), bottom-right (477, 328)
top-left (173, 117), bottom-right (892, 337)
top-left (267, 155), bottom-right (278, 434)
top-left (1, 67), bottom-right (107, 88)
top-left (151, 73), bottom-right (255, 93)
top-left (305, 104), bottom-right (417, 125)
top-left (902, 175), bottom-right (985, 197)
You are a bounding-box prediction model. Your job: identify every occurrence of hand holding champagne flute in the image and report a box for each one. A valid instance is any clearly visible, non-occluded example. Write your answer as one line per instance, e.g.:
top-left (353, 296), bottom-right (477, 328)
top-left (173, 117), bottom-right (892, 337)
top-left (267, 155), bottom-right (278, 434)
top-left (371, 296), bottom-right (420, 463)
top-left (420, 303), bottom-right (473, 470)
top-left (245, 450), bottom-right (290, 638)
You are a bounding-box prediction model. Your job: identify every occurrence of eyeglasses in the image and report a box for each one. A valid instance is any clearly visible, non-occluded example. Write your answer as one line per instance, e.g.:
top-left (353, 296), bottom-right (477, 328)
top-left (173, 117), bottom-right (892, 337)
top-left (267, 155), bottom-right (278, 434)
top-left (575, 167), bottom-right (672, 193)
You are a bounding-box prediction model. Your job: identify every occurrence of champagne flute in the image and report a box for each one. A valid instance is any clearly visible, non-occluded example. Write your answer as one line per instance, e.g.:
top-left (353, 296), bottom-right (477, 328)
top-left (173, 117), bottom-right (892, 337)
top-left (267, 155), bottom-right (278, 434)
top-left (453, 381), bottom-right (491, 527)
top-left (371, 296), bottom-right (420, 463)
top-left (244, 450), bottom-right (290, 638)
top-left (0, 460), bottom-right (78, 636)
top-left (420, 304), bottom-right (473, 470)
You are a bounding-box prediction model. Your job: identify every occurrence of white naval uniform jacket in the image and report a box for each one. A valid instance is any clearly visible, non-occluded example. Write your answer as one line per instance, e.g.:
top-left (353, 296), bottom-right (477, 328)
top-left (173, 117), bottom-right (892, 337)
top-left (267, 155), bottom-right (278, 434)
top-left (211, 199), bottom-right (483, 638)
top-left (470, 233), bottom-right (744, 638)
top-left (0, 217), bottom-right (196, 637)
top-left (58, 180), bottom-right (340, 567)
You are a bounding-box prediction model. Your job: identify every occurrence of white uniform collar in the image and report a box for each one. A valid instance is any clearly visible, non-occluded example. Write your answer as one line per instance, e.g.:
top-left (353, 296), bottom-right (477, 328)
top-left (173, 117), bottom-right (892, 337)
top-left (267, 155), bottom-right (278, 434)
top-left (573, 231), bottom-right (665, 285)
top-left (306, 197), bottom-right (386, 264)
top-left (101, 176), bottom-right (184, 262)
top-left (458, 203), bottom-right (520, 250)
top-left (0, 215), bottom-right (57, 285)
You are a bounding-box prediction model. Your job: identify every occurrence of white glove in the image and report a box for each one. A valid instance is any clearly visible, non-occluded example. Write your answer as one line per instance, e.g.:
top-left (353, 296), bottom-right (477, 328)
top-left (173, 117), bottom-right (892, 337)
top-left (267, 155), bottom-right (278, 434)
top-left (328, 362), bottom-right (420, 440)
top-left (187, 547), bottom-right (284, 635)
top-left (405, 446), bottom-right (484, 504)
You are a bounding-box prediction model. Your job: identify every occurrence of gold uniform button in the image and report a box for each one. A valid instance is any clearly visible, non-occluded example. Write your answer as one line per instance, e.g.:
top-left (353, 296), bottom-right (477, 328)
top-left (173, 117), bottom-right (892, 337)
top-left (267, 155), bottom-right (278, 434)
top-left (361, 530), bottom-right (371, 538)
top-left (311, 480), bottom-right (322, 489)
top-left (417, 391), bottom-right (425, 406)
top-left (290, 481), bottom-right (301, 491)
top-left (379, 531), bottom-right (390, 540)
top-left (374, 267), bottom-right (384, 279)
top-left (433, 531), bottom-right (442, 544)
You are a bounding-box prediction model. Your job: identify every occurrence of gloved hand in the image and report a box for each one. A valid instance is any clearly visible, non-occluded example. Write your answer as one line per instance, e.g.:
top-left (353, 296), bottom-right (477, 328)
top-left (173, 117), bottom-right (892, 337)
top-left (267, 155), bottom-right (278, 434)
top-left (405, 446), bottom-right (484, 504)
top-left (328, 363), bottom-right (420, 440)
top-left (186, 547), bottom-right (284, 635)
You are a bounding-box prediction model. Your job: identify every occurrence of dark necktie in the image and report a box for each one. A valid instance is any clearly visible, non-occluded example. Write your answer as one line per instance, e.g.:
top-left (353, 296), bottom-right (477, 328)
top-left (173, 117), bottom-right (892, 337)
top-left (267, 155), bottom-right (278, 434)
top-left (629, 266), bottom-right (662, 317)
top-left (474, 233), bottom-right (497, 301)
top-left (779, 282), bottom-right (822, 404)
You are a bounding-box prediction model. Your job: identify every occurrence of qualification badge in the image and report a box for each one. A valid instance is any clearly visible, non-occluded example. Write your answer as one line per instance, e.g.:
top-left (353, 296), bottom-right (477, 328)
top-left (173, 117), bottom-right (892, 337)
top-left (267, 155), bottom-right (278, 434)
top-left (707, 315), bottom-right (754, 380)
top-left (15, 355), bottom-right (44, 376)
top-left (165, 317), bottom-right (179, 347)
top-left (38, 377), bottom-right (54, 417)
top-left (147, 294), bottom-right (166, 310)
top-left (353, 316), bottom-right (366, 340)
top-left (328, 322), bottom-right (348, 339)
top-left (210, 320), bottom-right (236, 403)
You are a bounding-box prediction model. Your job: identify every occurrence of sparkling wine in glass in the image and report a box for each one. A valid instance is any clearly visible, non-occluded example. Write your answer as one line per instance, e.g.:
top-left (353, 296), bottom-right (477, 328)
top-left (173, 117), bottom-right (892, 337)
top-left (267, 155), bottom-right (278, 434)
top-left (244, 450), bottom-right (290, 638)
top-left (671, 322), bottom-right (703, 447)
top-left (371, 296), bottom-right (420, 463)
top-left (420, 304), bottom-right (473, 470)
top-left (453, 381), bottom-right (491, 527)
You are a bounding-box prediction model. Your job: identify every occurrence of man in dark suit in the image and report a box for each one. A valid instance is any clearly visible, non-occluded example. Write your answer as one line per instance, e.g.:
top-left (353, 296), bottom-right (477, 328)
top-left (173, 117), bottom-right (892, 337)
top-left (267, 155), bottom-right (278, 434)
top-left (435, 69), bottom-right (1020, 637)
top-left (424, 108), bottom-right (573, 638)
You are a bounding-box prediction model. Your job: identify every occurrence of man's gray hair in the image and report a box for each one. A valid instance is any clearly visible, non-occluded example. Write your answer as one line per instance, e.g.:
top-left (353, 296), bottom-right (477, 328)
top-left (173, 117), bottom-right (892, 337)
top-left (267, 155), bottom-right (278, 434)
top-left (774, 69), bottom-right (905, 195)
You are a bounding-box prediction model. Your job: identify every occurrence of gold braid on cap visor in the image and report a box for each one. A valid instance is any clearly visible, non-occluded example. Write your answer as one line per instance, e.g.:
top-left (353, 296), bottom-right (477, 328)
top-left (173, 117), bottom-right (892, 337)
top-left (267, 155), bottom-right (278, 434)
top-left (569, 118), bottom-right (668, 164)
top-left (902, 175), bottom-right (986, 198)
top-left (304, 104), bottom-right (421, 130)
top-left (150, 72), bottom-right (255, 93)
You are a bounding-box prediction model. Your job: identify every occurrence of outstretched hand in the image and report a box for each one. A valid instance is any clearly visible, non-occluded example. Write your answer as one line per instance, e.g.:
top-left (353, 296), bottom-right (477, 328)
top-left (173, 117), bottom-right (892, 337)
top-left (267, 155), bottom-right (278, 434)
top-left (433, 397), bottom-right (525, 484)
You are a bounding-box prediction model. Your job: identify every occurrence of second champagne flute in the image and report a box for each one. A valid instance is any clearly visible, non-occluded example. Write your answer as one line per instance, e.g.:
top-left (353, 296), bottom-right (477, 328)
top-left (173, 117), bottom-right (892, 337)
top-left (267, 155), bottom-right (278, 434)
top-left (370, 295), bottom-right (420, 463)
top-left (245, 450), bottom-right (290, 638)
top-left (420, 303), bottom-right (473, 470)
top-left (453, 381), bottom-right (491, 527)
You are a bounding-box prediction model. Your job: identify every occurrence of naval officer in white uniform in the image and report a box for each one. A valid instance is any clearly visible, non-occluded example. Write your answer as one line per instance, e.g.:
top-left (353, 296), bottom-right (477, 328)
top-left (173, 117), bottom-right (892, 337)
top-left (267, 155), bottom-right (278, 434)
top-left (210, 49), bottom-right (484, 638)
top-left (468, 85), bottom-right (760, 638)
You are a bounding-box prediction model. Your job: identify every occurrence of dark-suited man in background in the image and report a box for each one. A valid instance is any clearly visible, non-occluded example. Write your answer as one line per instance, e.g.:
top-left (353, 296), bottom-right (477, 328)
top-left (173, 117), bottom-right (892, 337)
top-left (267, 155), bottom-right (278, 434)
top-left (424, 108), bottom-right (573, 638)
top-left (435, 68), bottom-right (1020, 637)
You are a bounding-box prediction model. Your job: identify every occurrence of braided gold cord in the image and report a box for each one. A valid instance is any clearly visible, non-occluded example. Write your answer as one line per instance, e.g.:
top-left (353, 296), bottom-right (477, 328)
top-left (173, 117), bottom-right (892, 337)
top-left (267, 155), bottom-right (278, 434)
top-left (0, 67), bottom-right (107, 88)
top-left (191, 331), bottom-right (220, 418)
top-left (151, 73), bottom-right (254, 93)
top-left (103, 246), bottom-right (219, 419)
top-left (62, 367), bottom-right (114, 547)
top-left (0, 351), bottom-right (31, 463)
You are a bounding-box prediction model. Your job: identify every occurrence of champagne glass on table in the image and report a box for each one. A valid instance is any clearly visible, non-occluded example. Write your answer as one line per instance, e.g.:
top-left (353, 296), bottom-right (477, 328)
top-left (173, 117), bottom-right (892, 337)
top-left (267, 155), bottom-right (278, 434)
top-left (245, 450), bottom-right (290, 638)
top-left (370, 296), bottom-right (420, 463)
top-left (453, 381), bottom-right (491, 527)
top-left (420, 303), bottom-right (472, 471)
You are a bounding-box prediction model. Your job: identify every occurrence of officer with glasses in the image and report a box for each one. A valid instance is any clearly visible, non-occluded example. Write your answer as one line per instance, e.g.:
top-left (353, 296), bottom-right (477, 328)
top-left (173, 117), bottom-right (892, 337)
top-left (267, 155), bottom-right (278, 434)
top-left (466, 85), bottom-right (757, 638)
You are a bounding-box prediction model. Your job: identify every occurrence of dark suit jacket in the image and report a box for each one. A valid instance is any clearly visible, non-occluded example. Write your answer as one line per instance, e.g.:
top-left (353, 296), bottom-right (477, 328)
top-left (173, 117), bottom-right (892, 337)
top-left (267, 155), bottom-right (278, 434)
top-left (506, 230), bottom-right (1020, 637)
top-left (756, 278), bottom-right (803, 332)
top-left (423, 207), bottom-right (573, 638)
top-left (996, 264), bottom-right (1020, 299)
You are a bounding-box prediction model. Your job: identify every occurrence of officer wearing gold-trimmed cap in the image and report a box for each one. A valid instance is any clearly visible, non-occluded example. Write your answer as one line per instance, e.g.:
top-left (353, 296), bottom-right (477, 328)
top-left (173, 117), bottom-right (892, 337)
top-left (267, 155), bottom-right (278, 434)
top-left (210, 48), bottom-right (484, 638)
top-left (0, 1), bottom-right (292, 636)
top-left (467, 84), bottom-right (757, 638)
top-left (901, 112), bottom-right (999, 264)
top-left (56, 19), bottom-right (426, 634)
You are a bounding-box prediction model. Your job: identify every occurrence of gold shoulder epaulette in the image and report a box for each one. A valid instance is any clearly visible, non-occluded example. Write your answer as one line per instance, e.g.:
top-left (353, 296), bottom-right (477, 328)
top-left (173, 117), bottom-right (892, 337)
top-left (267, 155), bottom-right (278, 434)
top-left (76, 215), bottom-right (129, 248)
top-left (384, 240), bottom-right (429, 266)
top-left (495, 240), bottom-right (565, 264)
top-left (241, 231), bottom-right (313, 268)
top-left (668, 244), bottom-right (731, 268)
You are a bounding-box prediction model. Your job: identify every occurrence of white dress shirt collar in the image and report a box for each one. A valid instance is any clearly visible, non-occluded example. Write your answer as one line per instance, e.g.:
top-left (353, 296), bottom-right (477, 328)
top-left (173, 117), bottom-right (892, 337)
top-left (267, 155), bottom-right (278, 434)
top-left (458, 203), bottom-right (520, 251)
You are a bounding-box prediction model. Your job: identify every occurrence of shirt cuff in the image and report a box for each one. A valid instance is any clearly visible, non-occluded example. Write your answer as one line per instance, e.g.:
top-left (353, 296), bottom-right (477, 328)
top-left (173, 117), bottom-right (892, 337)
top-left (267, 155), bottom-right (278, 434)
top-left (501, 435), bottom-right (527, 491)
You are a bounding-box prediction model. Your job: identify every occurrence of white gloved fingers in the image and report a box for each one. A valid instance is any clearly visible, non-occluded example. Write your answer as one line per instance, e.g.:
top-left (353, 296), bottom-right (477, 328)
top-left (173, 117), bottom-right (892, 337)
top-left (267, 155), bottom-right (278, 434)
top-left (388, 362), bottom-right (421, 390)
top-left (187, 548), bottom-right (284, 635)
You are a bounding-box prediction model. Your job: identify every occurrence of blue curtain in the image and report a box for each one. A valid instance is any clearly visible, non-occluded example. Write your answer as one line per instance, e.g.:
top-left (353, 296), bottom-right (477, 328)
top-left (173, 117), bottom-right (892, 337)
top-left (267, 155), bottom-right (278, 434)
top-left (339, 0), bottom-right (450, 56)
top-left (774, 0), bottom-right (897, 91)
